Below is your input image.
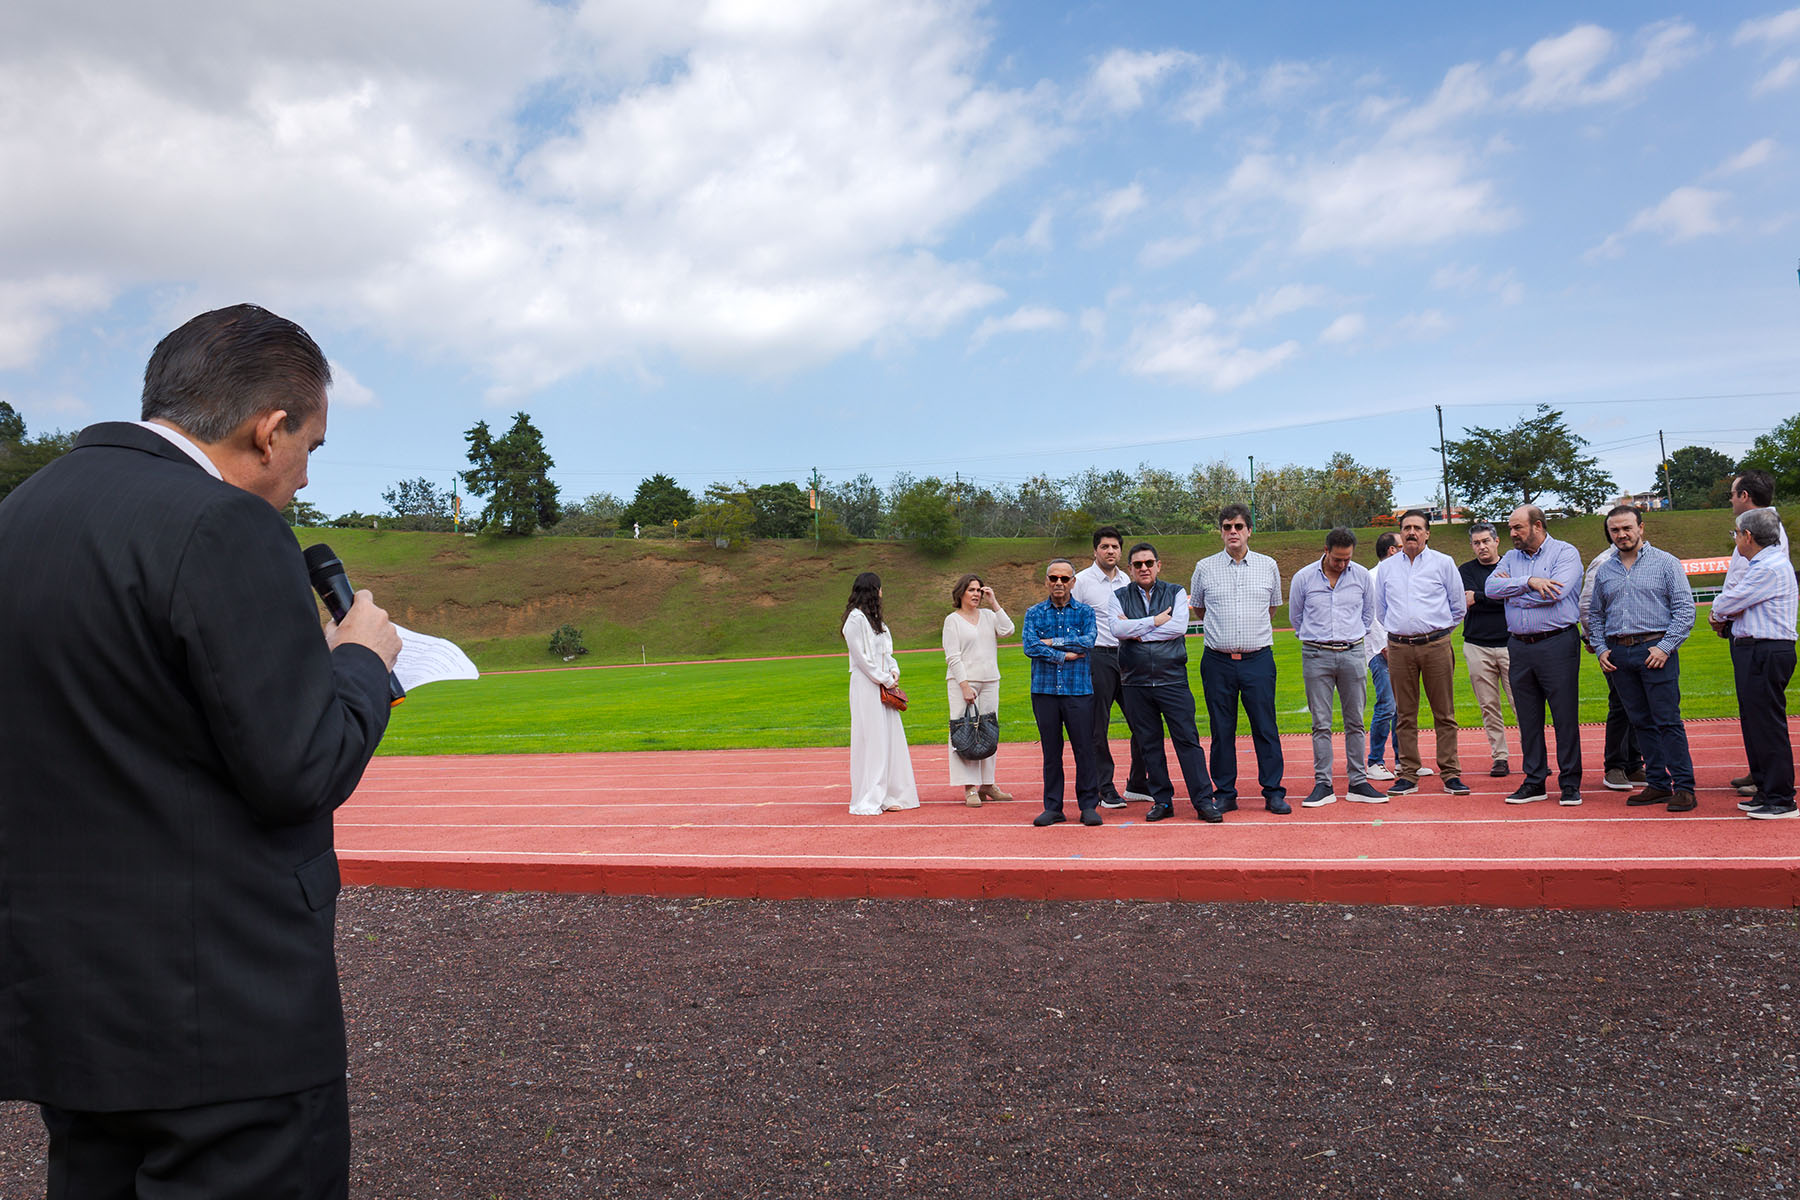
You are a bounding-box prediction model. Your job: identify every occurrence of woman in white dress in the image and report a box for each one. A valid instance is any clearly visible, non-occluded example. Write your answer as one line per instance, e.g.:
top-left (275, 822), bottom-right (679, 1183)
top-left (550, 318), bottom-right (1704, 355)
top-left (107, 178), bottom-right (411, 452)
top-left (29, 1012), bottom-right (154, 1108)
top-left (941, 573), bottom-right (1015, 807)
top-left (842, 572), bottom-right (919, 816)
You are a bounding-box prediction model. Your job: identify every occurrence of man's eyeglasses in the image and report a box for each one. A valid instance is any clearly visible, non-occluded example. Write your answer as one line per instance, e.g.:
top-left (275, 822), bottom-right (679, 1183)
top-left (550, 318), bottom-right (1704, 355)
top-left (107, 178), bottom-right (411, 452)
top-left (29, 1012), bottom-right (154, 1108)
top-left (1220, 522), bottom-right (1248, 531)
top-left (1129, 559), bottom-right (1157, 570)
top-left (1047, 573), bottom-right (1074, 582)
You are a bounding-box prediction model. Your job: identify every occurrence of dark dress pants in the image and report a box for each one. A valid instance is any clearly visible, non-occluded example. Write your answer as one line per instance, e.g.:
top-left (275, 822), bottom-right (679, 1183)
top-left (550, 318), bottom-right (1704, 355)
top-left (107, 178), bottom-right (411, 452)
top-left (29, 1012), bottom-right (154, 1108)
top-left (1198, 647), bottom-right (1286, 802)
top-left (1733, 637), bottom-right (1797, 805)
top-left (1119, 683), bottom-right (1215, 811)
top-left (1032, 692), bottom-right (1099, 813)
top-left (1602, 672), bottom-right (1642, 773)
top-left (1087, 647), bottom-right (1147, 797)
top-left (42, 1077), bottom-right (349, 1200)
top-left (1509, 626), bottom-right (1583, 796)
top-left (1606, 642), bottom-right (1693, 792)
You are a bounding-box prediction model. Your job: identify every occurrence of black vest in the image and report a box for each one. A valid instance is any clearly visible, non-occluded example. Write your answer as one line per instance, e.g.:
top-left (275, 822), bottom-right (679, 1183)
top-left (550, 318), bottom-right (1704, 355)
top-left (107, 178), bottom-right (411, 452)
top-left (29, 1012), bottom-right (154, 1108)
top-left (1115, 578), bottom-right (1190, 687)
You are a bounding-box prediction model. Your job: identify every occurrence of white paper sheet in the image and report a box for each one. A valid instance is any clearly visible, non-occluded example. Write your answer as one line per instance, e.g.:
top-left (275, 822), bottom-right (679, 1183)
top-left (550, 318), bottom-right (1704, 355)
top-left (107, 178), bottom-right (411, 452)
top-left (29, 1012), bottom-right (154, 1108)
top-left (392, 624), bottom-right (480, 692)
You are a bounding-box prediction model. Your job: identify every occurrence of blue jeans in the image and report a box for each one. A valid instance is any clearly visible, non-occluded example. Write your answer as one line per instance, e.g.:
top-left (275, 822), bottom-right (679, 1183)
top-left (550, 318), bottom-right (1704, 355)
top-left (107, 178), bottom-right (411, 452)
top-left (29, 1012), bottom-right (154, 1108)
top-left (1367, 652), bottom-right (1395, 766)
top-left (1605, 642), bottom-right (1692, 792)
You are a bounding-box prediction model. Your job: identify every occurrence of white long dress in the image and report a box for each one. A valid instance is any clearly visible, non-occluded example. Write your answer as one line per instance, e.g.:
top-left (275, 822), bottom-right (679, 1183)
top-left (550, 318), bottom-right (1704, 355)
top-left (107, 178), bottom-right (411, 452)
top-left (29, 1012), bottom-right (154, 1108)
top-left (843, 609), bottom-right (920, 815)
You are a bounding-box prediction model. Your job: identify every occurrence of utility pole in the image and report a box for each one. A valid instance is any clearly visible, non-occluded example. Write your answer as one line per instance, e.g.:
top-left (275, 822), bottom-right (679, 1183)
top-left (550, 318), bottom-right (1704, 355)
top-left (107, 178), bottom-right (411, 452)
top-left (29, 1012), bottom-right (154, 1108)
top-left (1658, 430), bottom-right (1674, 511)
top-left (810, 467), bottom-right (821, 544)
top-left (1436, 404), bottom-right (1452, 523)
top-left (1248, 456), bottom-right (1256, 528)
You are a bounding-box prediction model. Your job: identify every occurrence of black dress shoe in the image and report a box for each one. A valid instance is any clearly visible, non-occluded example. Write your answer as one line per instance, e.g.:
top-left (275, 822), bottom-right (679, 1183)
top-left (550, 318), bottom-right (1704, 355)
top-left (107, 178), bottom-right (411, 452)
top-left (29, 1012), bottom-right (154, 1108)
top-left (1080, 809), bottom-right (1103, 826)
top-left (1032, 810), bottom-right (1067, 827)
top-left (1264, 796), bottom-right (1292, 815)
top-left (1490, 760), bottom-right (1510, 777)
top-left (1196, 803), bottom-right (1224, 823)
top-left (1145, 803), bottom-right (1175, 821)
top-left (1216, 796), bottom-right (1239, 813)
top-left (1626, 787), bottom-right (1673, 807)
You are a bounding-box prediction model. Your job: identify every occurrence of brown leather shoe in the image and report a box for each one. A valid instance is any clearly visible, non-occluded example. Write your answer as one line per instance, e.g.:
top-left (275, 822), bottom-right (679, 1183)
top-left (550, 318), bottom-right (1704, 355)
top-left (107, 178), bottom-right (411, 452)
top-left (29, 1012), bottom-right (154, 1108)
top-left (964, 786), bottom-right (982, 807)
top-left (1666, 790), bottom-right (1697, 813)
top-left (1626, 787), bottom-right (1673, 807)
top-left (978, 784), bottom-right (1014, 802)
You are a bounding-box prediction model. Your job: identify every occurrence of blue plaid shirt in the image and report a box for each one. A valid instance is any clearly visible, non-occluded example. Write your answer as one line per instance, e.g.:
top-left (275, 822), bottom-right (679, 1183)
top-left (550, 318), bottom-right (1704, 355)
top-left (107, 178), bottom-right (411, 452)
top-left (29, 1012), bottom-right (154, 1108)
top-left (1021, 598), bottom-right (1096, 694)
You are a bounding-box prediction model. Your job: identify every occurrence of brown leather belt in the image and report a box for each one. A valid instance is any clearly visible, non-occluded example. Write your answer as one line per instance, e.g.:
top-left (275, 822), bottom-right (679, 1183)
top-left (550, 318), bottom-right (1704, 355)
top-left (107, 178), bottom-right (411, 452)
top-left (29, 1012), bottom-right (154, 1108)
top-left (1606, 632), bottom-right (1663, 647)
top-left (1388, 628), bottom-right (1452, 646)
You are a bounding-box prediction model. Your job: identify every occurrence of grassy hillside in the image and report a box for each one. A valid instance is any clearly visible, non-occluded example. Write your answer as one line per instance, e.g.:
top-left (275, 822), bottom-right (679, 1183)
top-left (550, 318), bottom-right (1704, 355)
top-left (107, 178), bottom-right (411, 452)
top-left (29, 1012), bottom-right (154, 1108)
top-left (298, 509), bottom-right (1763, 670)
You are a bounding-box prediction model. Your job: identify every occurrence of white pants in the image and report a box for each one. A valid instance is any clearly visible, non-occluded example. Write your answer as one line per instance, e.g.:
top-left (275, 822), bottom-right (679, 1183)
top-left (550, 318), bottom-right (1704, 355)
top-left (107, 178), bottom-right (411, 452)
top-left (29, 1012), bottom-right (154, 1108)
top-left (946, 678), bottom-right (1000, 785)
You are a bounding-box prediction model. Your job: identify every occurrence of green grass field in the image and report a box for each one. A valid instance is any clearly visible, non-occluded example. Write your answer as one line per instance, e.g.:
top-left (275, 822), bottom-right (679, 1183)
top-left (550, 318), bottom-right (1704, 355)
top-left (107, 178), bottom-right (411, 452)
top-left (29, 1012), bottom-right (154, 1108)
top-left (379, 625), bottom-right (1768, 757)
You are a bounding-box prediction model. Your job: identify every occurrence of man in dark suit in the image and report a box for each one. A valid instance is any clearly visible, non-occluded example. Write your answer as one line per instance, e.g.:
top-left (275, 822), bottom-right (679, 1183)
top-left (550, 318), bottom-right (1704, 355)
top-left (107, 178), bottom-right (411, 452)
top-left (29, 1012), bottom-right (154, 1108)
top-left (0, 305), bottom-right (402, 1198)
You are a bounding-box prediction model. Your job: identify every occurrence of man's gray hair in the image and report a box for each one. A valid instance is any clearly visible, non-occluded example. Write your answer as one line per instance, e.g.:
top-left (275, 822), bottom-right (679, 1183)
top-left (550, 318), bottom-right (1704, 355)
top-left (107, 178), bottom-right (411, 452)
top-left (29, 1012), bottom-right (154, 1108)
top-left (1737, 507), bottom-right (1784, 548)
top-left (1468, 521), bottom-right (1496, 539)
top-left (141, 304), bottom-right (330, 442)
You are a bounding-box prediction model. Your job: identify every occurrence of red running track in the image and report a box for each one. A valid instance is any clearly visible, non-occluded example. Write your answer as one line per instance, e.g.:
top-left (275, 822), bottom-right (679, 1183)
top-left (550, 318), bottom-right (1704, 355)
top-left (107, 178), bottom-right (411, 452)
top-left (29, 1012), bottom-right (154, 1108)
top-left (337, 717), bottom-right (1800, 909)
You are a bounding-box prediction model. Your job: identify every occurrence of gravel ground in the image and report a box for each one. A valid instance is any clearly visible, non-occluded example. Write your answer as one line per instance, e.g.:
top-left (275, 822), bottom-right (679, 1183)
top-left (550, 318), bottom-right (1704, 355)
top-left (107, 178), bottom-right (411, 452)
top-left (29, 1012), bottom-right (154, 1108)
top-left (2, 889), bottom-right (1796, 1198)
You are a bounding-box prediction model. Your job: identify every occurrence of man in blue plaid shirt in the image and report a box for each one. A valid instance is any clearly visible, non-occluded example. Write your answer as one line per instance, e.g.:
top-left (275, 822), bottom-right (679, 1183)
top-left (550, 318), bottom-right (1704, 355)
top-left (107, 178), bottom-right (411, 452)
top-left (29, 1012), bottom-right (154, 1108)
top-left (1022, 558), bottom-right (1101, 826)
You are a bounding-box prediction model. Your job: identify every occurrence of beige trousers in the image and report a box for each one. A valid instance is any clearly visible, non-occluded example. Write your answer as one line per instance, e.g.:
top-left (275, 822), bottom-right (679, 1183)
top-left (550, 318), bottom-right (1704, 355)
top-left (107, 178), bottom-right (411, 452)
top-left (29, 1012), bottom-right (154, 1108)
top-left (1463, 642), bottom-right (1514, 763)
top-left (947, 678), bottom-right (1000, 785)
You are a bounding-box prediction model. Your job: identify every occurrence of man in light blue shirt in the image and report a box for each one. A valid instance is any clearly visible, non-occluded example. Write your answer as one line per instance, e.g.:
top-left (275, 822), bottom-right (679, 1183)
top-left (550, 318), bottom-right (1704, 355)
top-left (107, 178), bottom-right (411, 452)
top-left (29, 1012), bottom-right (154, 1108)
top-left (1288, 528), bottom-right (1384, 807)
top-left (1372, 510), bottom-right (1469, 796)
top-left (1587, 506), bottom-right (1695, 812)
top-left (1485, 504), bottom-right (1586, 805)
top-left (1714, 507), bottom-right (1798, 819)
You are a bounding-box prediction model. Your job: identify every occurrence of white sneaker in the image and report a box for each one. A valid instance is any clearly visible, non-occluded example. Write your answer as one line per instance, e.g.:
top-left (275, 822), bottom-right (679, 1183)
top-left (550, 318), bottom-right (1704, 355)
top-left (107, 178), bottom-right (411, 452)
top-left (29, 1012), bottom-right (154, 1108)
top-left (1121, 788), bottom-right (1153, 802)
top-left (1418, 766), bottom-right (1435, 777)
top-left (1364, 762), bottom-right (1395, 781)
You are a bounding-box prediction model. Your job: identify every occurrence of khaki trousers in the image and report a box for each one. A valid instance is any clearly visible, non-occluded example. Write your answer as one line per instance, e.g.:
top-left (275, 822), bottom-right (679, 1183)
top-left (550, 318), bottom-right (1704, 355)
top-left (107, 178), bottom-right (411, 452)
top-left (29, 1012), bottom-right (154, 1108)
top-left (1463, 642), bottom-right (1513, 763)
top-left (1387, 636), bottom-right (1459, 780)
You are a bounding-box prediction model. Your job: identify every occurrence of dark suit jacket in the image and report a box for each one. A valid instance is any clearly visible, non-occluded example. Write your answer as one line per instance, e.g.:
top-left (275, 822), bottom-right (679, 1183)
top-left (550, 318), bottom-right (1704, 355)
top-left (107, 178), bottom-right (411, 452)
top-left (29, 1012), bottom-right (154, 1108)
top-left (0, 423), bottom-right (392, 1111)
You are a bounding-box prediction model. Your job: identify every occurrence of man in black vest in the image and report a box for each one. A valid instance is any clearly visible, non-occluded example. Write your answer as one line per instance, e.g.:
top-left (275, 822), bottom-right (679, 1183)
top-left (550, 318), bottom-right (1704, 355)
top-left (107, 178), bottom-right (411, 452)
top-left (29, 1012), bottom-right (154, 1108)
top-left (0, 305), bottom-right (402, 1198)
top-left (1105, 542), bottom-right (1221, 822)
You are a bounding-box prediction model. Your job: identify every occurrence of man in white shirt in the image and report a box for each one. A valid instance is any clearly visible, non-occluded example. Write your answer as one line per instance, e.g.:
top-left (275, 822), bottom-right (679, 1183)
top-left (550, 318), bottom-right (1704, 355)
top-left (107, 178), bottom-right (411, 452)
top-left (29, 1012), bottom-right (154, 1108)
top-left (1372, 509), bottom-right (1470, 797)
top-left (1364, 531), bottom-right (1401, 780)
top-left (1189, 504), bottom-right (1289, 814)
top-left (1713, 470), bottom-right (1791, 797)
top-left (1072, 526), bottom-right (1148, 809)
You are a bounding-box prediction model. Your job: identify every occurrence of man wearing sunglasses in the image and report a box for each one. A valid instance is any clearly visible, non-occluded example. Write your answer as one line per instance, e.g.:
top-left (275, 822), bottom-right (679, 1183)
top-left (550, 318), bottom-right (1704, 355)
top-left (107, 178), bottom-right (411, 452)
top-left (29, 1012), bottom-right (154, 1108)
top-left (1189, 504), bottom-right (1289, 814)
top-left (1714, 507), bottom-right (1798, 820)
top-left (1023, 559), bottom-right (1102, 826)
top-left (1105, 543), bottom-right (1221, 822)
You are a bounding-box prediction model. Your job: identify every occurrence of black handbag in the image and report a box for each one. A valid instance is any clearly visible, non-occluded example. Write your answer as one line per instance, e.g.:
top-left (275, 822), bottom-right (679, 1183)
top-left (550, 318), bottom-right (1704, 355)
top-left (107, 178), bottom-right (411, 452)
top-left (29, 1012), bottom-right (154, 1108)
top-left (949, 702), bottom-right (999, 760)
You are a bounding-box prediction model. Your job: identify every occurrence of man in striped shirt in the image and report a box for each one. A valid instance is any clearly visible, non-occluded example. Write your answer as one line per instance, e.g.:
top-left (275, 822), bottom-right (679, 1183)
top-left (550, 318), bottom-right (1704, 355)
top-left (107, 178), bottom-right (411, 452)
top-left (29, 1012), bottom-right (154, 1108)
top-left (1586, 506), bottom-right (1696, 812)
top-left (1023, 559), bottom-right (1102, 827)
top-left (1713, 507), bottom-right (1798, 820)
top-left (1713, 469), bottom-right (1790, 797)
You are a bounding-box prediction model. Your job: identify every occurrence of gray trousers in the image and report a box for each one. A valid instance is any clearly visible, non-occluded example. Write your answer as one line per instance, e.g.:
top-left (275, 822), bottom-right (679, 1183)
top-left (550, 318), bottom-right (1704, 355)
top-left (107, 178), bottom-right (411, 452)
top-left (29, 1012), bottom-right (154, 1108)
top-left (1301, 642), bottom-right (1368, 787)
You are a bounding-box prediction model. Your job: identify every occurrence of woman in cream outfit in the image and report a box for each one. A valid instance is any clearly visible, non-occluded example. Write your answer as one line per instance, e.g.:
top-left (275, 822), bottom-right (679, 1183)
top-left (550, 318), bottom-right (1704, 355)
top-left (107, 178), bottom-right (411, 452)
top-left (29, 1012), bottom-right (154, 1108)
top-left (842, 572), bottom-right (919, 816)
top-left (942, 573), bottom-right (1016, 806)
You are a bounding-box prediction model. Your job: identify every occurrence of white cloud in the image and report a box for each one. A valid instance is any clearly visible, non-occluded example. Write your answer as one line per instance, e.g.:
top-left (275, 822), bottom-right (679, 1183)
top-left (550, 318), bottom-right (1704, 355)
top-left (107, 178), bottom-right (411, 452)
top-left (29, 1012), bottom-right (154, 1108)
top-left (1716, 138), bottom-right (1778, 174)
top-left (1430, 263), bottom-right (1524, 304)
top-left (326, 361), bottom-right (376, 409)
top-left (1092, 182), bottom-right (1146, 236)
top-left (1259, 60), bottom-right (1322, 103)
top-left (1319, 313), bottom-right (1365, 344)
top-left (1172, 60), bottom-right (1241, 127)
top-left (1232, 283), bottom-right (1330, 328)
top-left (1138, 233), bottom-right (1206, 270)
top-left (1754, 56), bottom-right (1800, 92)
top-left (1084, 48), bottom-right (1196, 114)
top-left (0, 0), bottom-right (1054, 391)
top-left (1627, 186), bottom-right (1731, 240)
top-left (1395, 309), bottom-right (1452, 339)
top-left (1734, 8), bottom-right (1800, 45)
top-left (992, 207), bottom-right (1053, 255)
top-left (1231, 148), bottom-right (1514, 254)
top-left (1124, 302), bottom-right (1300, 390)
top-left (969, 305), bottom-right (1068, 350)
top-left (1515, 20), bottom-right (1697, 110)
top-left (0, 274), bottom-right (112, 369)
top-left (1386, 62), bottom-right (1494, 139)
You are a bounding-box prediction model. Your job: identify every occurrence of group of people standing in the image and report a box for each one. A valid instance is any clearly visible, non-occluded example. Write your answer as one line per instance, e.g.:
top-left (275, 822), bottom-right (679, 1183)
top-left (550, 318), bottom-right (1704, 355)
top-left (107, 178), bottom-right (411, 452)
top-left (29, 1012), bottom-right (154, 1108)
top-left (842, 470), bottom-right (1798, 824)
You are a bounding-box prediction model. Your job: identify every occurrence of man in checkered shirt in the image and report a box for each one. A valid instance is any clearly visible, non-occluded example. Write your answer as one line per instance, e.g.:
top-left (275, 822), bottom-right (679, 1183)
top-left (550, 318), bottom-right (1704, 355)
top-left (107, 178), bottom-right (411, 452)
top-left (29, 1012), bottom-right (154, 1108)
top-left (1189, 503), bottom-right (1289, 814)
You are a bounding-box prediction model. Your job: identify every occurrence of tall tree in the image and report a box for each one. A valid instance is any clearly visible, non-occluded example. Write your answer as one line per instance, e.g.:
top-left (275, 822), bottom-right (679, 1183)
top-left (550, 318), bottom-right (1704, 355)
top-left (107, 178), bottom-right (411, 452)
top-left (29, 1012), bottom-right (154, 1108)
top-left (823, 473), bottom-right (883, 538)
top-left (381, 476), bottom-right (454, 531)
top-left (888, 476), bottom-right (962, 555)
top-left (1441, 404), bottom-right (1616, 517)
top-left (1738, 415), bottom-right (1800, 502)
top-left (461, 412), bottom-right (560, 535)
top-left (1653, 445), bottom-right (1736, 509)
top-left (744, 481), bottom-right (812, 538)
top-left (0, 403), bottom-right (76, 506)
top-left (621, 473), bottom-right (696, 528)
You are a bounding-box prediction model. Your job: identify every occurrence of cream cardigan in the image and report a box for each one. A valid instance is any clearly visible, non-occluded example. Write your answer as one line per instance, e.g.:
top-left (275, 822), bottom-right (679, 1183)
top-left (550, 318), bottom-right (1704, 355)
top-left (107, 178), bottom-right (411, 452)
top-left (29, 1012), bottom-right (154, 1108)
top-left (941, 607), bottom-right (1015, 682)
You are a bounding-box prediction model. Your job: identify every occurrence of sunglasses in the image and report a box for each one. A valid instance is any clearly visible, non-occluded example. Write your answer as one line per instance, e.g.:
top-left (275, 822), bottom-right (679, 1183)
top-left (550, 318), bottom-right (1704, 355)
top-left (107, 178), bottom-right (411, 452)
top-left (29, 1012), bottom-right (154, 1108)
top-left (1129, 559), bottom-right (1157, 569)
top-left (1047, 573), bottom-right (1074, 582)
top-left (1220, 522), bottom-right (1248, 531)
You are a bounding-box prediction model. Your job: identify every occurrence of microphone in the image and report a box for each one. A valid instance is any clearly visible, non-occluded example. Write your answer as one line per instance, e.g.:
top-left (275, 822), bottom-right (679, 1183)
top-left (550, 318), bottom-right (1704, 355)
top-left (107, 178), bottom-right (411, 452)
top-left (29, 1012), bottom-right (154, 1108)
top-left (302, 543), bottom-right (406, 707)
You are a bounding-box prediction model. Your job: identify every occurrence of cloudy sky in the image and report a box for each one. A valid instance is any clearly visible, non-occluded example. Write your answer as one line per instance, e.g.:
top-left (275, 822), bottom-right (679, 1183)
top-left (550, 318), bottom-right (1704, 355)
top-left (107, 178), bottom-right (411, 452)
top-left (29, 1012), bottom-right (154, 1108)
top-left (2, 0), bottom-right (1797, 516)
